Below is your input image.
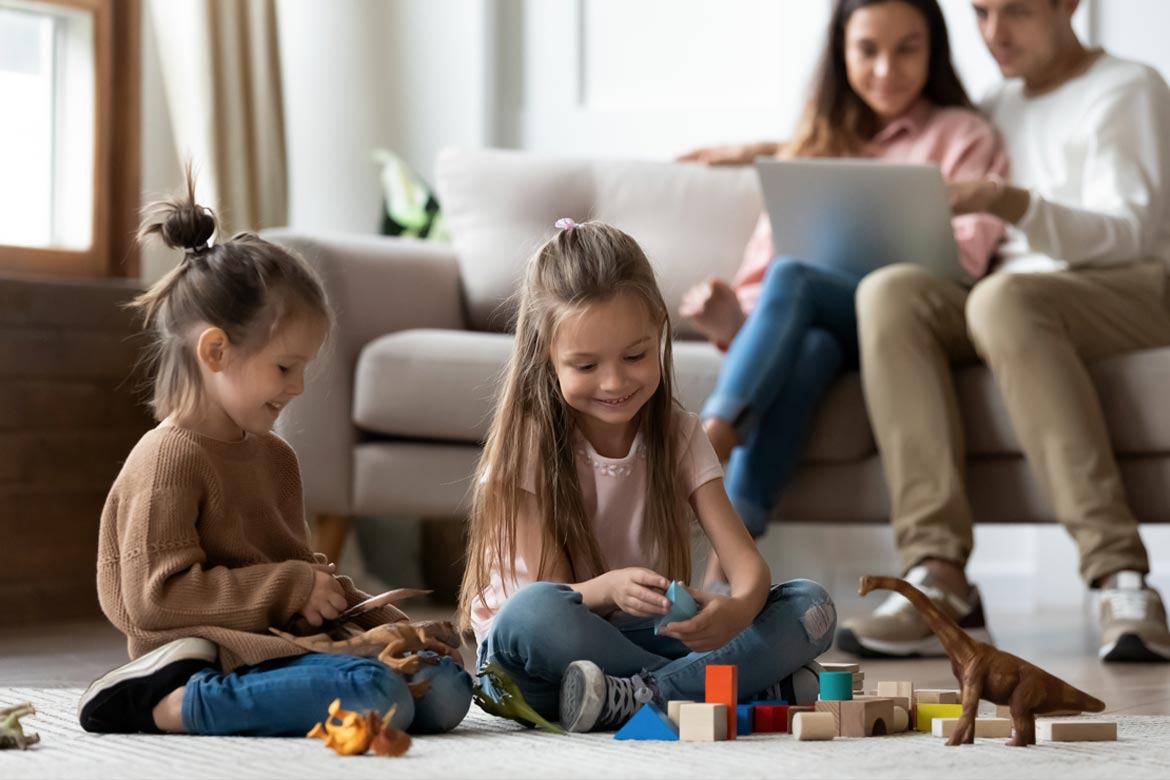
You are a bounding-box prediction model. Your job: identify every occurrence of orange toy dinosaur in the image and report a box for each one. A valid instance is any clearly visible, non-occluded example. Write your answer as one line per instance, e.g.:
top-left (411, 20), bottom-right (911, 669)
top-left (859, 576), bottom-right (1106, 746)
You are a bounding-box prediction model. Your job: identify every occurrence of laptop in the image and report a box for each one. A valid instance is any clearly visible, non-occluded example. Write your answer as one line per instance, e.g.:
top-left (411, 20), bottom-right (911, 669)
top-left (754, 158), bottom-right (961, 280)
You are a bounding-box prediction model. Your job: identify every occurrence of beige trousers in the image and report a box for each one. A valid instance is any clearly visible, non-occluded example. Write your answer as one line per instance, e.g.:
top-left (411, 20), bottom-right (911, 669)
top-left (856, 261), bottom-right (1170, 585)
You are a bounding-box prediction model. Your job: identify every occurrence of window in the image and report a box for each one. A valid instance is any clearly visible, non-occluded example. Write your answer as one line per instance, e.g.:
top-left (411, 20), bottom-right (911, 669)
top-left (0, 0), bottom-right (140, 277)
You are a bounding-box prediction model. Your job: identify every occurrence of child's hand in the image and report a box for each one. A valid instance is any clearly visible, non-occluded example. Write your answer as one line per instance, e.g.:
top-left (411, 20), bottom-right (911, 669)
top-left (657, 585), bottom-right (752, 652)
top-left (605, 568), bottom-right (670, 618)
top-left (299, 569), bottom-right (348, 627)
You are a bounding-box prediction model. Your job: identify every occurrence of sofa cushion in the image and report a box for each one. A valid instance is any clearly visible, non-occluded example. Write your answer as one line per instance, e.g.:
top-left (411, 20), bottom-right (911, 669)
top-left (353, 329), bottom-right (877, 462)
top-left (435, 147), bottom-right (762, 337)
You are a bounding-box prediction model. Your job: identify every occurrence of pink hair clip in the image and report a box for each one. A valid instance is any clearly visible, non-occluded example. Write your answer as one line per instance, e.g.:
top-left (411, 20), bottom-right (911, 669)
top-left (555, 217), bottom-right (577, 231)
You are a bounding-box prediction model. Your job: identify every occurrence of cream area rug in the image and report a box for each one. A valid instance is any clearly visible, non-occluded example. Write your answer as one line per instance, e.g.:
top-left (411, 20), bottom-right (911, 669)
top-left (2, 688), bottom-right (1167, 780)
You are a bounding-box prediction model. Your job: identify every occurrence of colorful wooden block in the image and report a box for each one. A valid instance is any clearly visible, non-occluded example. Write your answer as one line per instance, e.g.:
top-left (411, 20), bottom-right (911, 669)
top-left (667, 699), bottom-right (695, 725)
top-left (753, 704), bottom-right (790, 733)
top-left (916, 703), bottom-right (964, 733)
top-left (819, 671), bottom-right (853, 701)
top-left (786, 705), bottom-right (815, 733)
top-left (679, 703), bottom-right (728, 741)
top-left (915, 689), bottom-right (961, 705)
top-left (1036, 720), bottom-right (1117, 742)
top-left (705, 665), bottom-right (738, 741)
top-left (614, 703), bottom-right (680, 741)
top-left (655, 581), bottom-right (698, 635)
top-left (840, 698), bottom-right (895, 737)
top-left (793, 712), bottom-right (836, 741)
top-left (932, 717), bottom-right (1012, 739)
top-left (736, 704), bottom-right (754, 736)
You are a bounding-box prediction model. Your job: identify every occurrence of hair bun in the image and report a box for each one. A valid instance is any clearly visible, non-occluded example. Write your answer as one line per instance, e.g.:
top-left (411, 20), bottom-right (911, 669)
top-left (137, 165), bottom-right (218, 253)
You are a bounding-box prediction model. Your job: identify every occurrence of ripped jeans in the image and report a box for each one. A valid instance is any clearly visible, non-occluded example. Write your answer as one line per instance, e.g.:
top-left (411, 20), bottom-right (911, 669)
top-left (478, 579), bottom-right (836, 719)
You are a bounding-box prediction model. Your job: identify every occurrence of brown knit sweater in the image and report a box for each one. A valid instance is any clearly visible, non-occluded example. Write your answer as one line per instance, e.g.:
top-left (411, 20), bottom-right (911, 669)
top-left (97, 422), bottom-right (398, 672)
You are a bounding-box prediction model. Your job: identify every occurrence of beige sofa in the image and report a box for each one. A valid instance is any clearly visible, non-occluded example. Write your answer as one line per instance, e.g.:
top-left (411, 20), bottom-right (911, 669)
top-left (267, 147), bottom-right (1170, 555)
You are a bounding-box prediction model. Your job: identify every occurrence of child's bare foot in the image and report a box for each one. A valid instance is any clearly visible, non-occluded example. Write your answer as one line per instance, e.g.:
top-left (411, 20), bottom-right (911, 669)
top-left (679, 278), bottom-right (746, 345)
top-left (703, 417), bottom-right (739, 463)
top-left (152, 686), bottom-right (187, 733)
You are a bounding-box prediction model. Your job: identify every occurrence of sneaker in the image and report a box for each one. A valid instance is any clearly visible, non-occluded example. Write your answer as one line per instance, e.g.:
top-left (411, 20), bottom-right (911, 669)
top-left (835, 566), bottom-right (992, 658)
top-left (1098, 572), bottom-right (1170, 663)
top-left (78, 637), bottom-right (218, 733)
top-left (559, 660), bottom-right (656, 733)
top-left (752, 660), bottom-right (823, 705)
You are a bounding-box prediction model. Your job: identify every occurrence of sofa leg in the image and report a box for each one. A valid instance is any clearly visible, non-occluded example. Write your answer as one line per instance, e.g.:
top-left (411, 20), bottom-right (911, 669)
top-left (421, 516), bottom-right (468, 605)
top-left (314, 514), bottom-right (352, 565)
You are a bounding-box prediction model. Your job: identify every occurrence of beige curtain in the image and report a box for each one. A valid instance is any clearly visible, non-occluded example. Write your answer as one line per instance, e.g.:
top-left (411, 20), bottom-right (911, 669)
top-left (148, 0), bottom-right (286, 233)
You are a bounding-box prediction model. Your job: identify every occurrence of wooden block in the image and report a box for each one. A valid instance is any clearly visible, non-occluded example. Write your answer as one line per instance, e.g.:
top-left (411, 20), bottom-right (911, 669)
top-left (840, 698), bottom-right (895, 737)
top-left (753, 704), bottom-right (790, 733)
top-left (814, 700), bottom-right (842, 735)
top-left (614, 704), bottom-right (680, 741)
top-left (736, 704), bottom-right (754, 736)
top-left (819, 672), bottom-right (854, 701)
top-left (915, 689), bottom-right (961, 705)
top-left (793, 712), bottom-right (837, 741)
top-left (667, 699), bottom-right (695, 725)
top-left (996, 703), bottom-right (1080, 719)
top-left (932, 717), bottom-right (1012, 739)
top-left (786, 705), bottom-right (815, 733)
top-left (819, 662), bottom-right (860, 674)
top-left (679, 703), bottom-right (728, 741)
top-left (892, 706), bottom-right (909, 733)
top-left (1036, 720), bottom-right (1117, 742)
top-left (915, 703), bottom-right (964, 733)
top-left (705, 665), bottom-right (738, 741)
top-left (877, 681), bottom-right (914, 701)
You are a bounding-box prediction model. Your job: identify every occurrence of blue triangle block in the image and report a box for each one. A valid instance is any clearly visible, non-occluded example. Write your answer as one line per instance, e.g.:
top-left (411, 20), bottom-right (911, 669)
top-left (614, 703), bottom-right (680, 741)
top-left (655, 581), bottom-right (699, 635)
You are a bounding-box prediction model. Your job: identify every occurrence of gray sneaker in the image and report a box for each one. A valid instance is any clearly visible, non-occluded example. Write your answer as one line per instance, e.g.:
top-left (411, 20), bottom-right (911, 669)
top-left (1099, 572), bottom-right (1170, 663)
top-left (559, 660), bottom-right (656, 733)
top-left (836, 567), bottom-right (992, 658)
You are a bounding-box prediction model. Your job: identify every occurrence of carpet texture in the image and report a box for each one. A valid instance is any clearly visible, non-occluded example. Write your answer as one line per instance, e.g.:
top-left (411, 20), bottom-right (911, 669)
top-left (2, 688), bottom-right (1166, 779)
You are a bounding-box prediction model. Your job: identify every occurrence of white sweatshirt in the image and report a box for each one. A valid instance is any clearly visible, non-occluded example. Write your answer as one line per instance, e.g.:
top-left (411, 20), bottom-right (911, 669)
top-left (982, 53), bottom-right (1170, 274)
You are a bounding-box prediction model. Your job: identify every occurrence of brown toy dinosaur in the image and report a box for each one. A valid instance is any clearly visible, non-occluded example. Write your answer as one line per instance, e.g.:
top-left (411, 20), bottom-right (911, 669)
top-left (859, 576), bottom-right (1106, 746)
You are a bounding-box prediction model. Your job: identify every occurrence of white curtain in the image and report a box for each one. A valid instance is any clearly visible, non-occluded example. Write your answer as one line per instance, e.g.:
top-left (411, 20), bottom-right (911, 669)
top-left (148, 0), bottom-right (286, 233)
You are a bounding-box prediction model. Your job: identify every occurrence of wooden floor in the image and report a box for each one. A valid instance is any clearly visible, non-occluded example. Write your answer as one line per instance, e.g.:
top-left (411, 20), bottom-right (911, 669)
top-left (3, 604), bottom-right (1166, 715)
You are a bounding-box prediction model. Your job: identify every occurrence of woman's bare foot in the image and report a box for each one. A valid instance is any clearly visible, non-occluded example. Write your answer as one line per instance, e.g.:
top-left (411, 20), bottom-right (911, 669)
top-left (703, 417), bottom-right (739, 463)
top-left (679, 278), bottom-right (746, 346)
top-left (152, 686), bottom-right (187, 733)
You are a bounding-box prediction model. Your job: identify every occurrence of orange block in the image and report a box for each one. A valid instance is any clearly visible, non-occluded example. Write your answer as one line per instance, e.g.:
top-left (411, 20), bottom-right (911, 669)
top-left (705, 665), bottom-right (738, 741)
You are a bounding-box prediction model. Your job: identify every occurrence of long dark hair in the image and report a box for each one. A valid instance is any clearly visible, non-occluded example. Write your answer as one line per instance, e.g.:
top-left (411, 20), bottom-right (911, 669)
top-left (786, 0), bottom-right (974, 158)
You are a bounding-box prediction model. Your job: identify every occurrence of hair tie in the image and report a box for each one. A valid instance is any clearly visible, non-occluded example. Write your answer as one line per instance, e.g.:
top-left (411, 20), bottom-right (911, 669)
top-left (554, 217), bottom-right (577, 231)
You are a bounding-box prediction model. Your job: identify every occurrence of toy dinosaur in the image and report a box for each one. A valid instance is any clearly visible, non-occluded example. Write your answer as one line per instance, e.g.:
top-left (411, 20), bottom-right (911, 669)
top-left (272, 619), bottom-right (463, 693)
top-left (473, 662), bottom-right (566, 734)
top-left (859, 576), bottom-right (1106, 746)
top-left (0, 702), bottom-right (39, 750)
top-left (307, 698), bottom-right (411, 757)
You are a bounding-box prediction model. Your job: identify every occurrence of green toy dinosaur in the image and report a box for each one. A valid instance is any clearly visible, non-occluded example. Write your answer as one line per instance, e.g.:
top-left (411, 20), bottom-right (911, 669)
top-left (473, 663), bottom-right (565, 735)
top-left (0, 702), bottom-right (40, 750)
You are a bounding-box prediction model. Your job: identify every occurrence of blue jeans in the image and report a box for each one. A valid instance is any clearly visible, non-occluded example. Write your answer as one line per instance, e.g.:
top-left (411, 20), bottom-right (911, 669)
top-left (702, 258), bottom-right (863, 535)
top-left (181, 652), bottom-right (473, 737)
top-left (478, 579), bottom-right (836, 719)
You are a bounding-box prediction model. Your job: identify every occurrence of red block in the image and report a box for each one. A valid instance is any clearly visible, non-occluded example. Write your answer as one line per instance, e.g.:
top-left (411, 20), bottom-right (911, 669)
top-left (705, 665), bottom-right (739, 741)
top-left (754, 704), bottom-right (791, 733)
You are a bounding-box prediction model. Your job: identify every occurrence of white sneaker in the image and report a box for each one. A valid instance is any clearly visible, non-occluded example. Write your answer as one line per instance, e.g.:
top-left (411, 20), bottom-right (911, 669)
top-left (1098, 572), bottom-right (1170, 663)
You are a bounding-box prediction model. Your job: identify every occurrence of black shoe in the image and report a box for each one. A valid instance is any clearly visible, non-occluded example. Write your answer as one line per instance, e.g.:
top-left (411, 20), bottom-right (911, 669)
top-left (78, 637), bottom-right (218, 733)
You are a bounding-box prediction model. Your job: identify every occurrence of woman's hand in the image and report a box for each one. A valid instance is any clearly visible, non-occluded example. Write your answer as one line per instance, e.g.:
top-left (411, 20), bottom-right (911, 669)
top-left (677, 143), bottom-right (759, 167)
top-left (657, 585), bottom-right (753, 652)
top-left (298, 568), bottom-right (348, 627)
top-left (604, 568), bottom-right (671, 618)
top-left (946, 177), bottom-right (1000, 216)
top-left (679, 278), bottom-right (745, 346)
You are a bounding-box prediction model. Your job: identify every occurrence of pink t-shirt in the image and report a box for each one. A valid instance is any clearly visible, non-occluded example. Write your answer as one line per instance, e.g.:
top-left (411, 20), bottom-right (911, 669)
top-left (735, 100), bottom-right (1009, 313)
top-left (470, 409), bottom-right (724, 647)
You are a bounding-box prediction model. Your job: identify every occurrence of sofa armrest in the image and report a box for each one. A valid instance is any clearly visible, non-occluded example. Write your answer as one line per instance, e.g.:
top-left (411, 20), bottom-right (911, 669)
top-left (263, 229), bottom-right (465, 518)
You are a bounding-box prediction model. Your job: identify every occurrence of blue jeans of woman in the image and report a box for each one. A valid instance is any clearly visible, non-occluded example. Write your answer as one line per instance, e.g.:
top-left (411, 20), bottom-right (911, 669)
top-left (181, 651), bottom-right (473, 736)
top-left (702, 258), bottom-right (863, 535)
top-left (477, 579), bottom-right (836, 720)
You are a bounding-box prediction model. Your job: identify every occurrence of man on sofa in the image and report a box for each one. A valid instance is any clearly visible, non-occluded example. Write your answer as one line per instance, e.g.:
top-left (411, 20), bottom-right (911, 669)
top-left (839, 0), bottom-right (1170, 662)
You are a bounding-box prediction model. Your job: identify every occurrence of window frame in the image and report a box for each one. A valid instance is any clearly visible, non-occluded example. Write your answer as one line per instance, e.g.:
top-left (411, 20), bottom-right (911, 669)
top-left (0, 0), bottom-right (140, 278)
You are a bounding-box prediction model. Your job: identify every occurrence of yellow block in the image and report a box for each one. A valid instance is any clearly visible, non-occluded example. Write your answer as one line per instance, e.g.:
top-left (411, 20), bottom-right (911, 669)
top-left (916, 703), bottom-right (964, 733)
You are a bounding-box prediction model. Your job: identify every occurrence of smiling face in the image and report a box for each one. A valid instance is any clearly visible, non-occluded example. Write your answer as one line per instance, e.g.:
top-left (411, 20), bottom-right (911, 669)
top-left (551, 291), bottom-right (662, 451)
top-left (844, 1), bottom-right (931, 125)
top-left (972, 0), bottom-right (1072, 81)
top-left (196, 314), bottom-right (327, 439)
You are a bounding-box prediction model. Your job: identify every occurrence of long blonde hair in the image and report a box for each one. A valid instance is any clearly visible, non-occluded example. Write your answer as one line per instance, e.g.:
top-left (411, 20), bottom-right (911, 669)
top-left (458, 221), bottom-right (691, 630)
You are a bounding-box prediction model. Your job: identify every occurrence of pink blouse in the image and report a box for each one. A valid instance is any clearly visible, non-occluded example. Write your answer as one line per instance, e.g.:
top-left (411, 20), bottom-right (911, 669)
top-left (734, 100), bottom-right (1009, 313)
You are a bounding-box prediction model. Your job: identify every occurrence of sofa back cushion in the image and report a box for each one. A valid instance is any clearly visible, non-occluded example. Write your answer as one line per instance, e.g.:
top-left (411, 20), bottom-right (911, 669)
top-left (435, 147), bottom-right (762, 336)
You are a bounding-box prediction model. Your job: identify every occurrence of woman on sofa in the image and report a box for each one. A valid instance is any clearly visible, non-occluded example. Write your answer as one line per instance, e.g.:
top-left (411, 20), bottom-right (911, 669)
top-left (677, 0), bottom-right (1008, 588)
